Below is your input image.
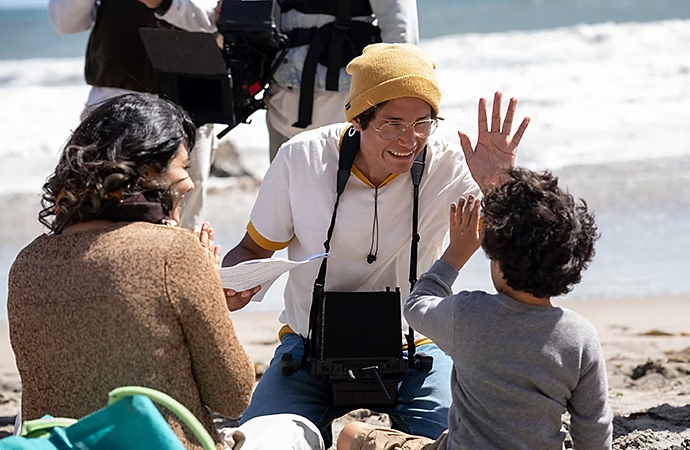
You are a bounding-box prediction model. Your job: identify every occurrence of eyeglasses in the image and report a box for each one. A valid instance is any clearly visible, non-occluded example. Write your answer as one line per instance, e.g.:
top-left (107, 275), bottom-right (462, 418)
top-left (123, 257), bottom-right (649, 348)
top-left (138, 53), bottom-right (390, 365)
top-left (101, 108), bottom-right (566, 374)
top-left (370, 117), bottom-right (443, 141)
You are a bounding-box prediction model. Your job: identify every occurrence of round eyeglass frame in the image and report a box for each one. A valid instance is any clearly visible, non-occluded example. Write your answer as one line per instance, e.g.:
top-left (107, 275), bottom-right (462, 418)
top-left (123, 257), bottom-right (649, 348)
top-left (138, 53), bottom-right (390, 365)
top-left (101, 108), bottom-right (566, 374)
top-left (370, 117), bottom-right (444, 140)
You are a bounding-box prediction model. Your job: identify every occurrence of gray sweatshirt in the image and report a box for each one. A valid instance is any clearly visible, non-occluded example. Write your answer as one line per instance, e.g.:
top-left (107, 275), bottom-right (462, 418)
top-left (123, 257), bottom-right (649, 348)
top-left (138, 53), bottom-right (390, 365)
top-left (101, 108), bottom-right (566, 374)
top-left (405, 260), bottom-right (613, 450)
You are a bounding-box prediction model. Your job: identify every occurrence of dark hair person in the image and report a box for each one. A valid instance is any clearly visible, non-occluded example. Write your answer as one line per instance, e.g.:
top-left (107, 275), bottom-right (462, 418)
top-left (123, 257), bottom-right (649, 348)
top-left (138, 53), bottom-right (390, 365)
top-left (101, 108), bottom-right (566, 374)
top-left (481, 168), bottom-right (599, 299)
top-left (8, 93), bottom-right (255, 450)
top-left (40, 93), bottom-right (198, 233)
top-left (338, 168), bottom-right (610, 450)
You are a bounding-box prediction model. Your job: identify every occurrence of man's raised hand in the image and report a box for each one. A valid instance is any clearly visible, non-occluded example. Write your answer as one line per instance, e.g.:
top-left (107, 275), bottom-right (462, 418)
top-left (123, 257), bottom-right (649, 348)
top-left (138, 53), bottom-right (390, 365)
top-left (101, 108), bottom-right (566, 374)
top-left (458, 92), bottom-right (530, 193)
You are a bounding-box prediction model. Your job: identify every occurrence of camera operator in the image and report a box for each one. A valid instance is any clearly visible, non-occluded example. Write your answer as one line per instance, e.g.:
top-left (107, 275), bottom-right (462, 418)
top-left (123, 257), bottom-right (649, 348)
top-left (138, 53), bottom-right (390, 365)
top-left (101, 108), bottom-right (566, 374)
top-left (265, 0), bottom-right (419, 161)
top-left (222, 43), bottom-right (530, 447)
top-left (48, 0), bottom-right (219, 230)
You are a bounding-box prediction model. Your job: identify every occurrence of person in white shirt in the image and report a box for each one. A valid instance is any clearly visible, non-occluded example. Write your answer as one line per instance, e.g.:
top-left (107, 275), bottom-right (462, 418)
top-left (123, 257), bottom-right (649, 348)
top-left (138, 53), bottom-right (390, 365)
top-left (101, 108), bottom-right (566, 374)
top-left (265, 0), bottom-right (419, 161)
top-left (48, 0), bottom-right (219, 229)
top-left (222, 43), bottom-right (530, 447)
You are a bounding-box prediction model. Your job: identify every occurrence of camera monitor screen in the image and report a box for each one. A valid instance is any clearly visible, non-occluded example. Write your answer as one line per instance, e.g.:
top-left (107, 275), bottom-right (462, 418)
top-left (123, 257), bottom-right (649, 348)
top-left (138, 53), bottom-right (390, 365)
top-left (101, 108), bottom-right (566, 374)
top-left (217, 0), bottom-right (275, 33)
top-left (320, 291), bottom-right (403, 360)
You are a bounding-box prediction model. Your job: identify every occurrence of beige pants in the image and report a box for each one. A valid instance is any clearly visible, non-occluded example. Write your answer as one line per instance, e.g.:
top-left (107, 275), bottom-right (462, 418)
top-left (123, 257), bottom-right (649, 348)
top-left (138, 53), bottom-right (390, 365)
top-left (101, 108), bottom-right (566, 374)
top-left (350, 425), bottom-right (448, 450)
top-left (265, 85), bottom-right (349, 161)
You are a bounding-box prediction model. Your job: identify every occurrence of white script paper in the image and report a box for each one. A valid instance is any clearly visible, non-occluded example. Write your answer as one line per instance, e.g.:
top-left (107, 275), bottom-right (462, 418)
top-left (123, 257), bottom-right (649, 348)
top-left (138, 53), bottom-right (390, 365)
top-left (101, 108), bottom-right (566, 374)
top-left (220, 253), bottom-right (331, 302)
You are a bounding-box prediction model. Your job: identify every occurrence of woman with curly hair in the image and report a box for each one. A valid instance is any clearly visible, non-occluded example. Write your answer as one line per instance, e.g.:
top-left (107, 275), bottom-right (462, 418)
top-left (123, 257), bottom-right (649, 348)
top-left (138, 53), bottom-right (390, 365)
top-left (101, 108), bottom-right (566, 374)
top-left (6, 93), bottom-right (323, 450)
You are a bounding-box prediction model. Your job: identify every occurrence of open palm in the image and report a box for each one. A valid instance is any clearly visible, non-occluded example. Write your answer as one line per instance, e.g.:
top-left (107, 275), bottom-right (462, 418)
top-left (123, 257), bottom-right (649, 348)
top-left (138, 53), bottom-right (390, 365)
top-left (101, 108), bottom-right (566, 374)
top-left (458, 92), bottom-right (530, 193)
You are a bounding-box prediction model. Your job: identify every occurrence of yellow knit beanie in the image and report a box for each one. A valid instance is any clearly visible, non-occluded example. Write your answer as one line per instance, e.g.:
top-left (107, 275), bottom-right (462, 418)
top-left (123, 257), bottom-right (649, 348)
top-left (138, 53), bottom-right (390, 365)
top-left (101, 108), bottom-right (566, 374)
top-left (344, 43), bottom-right (441, 122)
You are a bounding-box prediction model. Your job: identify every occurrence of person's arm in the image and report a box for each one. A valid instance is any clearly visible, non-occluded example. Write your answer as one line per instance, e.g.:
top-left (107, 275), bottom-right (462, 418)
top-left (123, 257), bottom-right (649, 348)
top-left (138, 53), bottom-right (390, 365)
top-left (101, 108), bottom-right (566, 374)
top-left (221, 147), bottom-right (294, 311)
top-left (567, 336), bottom-right (614, 449)
top-left (165, 231), bottom-right (255, 418)
top-left (404, 195), bottom-right (481, 349)
top-left (48, 0), bottom-right (96, 34)
top-left (139, 0), bottom-right (219, 32)
top-left (221, 233), bottom-right (275, 311)
top-left (404, 259), bottom-right (458, 351)
top-left (459, 92), bottom-right (530, 193)
top-left (369, 0), bottom-right (419, 44)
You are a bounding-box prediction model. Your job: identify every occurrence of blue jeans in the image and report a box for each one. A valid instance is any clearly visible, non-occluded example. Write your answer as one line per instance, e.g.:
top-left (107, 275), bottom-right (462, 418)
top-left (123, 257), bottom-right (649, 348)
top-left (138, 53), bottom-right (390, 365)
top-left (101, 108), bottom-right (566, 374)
top-left (240, 333), bottom-right (452, 448)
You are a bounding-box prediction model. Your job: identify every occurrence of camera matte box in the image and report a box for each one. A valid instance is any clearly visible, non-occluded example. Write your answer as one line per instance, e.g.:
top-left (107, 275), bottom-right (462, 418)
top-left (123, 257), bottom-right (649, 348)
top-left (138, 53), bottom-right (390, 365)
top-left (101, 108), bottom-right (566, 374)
top-left (139, 28), bottom-right (234, 127)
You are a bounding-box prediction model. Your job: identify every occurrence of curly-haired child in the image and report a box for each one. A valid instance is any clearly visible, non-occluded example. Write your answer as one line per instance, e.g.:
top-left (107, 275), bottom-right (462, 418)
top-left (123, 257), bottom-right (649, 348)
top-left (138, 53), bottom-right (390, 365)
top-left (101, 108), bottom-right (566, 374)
top-left (338, 167), bottom-right (613, 450)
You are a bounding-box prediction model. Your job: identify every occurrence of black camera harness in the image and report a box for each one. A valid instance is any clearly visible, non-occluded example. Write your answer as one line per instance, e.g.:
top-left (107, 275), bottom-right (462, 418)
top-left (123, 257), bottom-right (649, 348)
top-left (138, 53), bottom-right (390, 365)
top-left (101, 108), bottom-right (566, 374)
top-left (279, 0), bottom-right (382, 129)
top-left (302, 126), bottom-right (427, 368)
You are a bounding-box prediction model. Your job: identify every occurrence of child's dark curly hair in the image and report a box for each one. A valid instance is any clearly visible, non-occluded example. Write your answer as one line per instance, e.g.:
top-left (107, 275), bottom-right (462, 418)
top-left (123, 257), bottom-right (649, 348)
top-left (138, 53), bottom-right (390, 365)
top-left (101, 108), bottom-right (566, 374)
top-left (481, 168), bottom-right (599, 298)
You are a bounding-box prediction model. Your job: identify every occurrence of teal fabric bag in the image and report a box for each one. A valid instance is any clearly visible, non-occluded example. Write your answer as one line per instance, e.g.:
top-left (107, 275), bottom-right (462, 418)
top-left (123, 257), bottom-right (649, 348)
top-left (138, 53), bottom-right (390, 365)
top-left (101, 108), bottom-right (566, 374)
top-left (0, 387), bottom-right (216, 450)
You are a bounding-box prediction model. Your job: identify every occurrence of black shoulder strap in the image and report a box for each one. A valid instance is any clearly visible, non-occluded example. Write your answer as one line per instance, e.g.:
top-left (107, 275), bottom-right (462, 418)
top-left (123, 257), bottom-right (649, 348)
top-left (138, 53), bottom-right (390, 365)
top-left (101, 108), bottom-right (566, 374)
top-left (313, 126), bottom-right (358, 295)
top-left (409, 147), bottom-right (425, 289)
top-left (291, 0), bottom-right (381, 128)
top-left (305, 127), bottom-right (426, 364)
top-left (405, 146), bottom-right (426, 358)
top-left (305, 126), bottom-right (358, 363)
top-left (325, 0), bottom-right (350, 91)
top-left (292, 0), bottom-right (351, 128)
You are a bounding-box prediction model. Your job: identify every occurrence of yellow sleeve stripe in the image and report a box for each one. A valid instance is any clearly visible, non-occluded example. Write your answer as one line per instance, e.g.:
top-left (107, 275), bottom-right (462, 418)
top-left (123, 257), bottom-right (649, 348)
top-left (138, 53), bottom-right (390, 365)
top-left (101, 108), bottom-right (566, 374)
top-left (278, 325), bottom-right (295, 342)
top-left (246, 221), bottom-right (291, 252)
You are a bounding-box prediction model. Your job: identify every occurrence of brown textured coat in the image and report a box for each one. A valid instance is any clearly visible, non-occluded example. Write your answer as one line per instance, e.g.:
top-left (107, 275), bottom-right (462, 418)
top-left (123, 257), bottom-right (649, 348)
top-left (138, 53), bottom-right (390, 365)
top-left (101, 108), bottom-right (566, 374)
top-left (8, 222), bottom-right (255, 449)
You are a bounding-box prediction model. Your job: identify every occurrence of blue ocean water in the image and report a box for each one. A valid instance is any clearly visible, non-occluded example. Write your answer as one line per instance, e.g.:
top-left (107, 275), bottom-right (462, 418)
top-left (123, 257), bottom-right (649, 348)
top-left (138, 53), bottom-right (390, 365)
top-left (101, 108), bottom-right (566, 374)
top-left (2, 0), bottom-right (690, 59)
top-left (1, 1), bottom-right (690, 319)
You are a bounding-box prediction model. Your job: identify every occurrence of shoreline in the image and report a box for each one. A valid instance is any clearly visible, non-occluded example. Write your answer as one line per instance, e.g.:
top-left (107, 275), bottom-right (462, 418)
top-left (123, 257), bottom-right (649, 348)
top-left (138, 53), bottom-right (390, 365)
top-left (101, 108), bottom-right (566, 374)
top-left (2, 295), bottom-right (690, 447)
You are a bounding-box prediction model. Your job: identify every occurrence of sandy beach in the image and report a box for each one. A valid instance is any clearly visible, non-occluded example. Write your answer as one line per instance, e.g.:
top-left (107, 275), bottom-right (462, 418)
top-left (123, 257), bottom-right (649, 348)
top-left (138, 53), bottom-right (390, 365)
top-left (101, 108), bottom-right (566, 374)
top-left (0, 140), bottom-right (689, 449)
top-left (2, 296), bottom-right (689, 448)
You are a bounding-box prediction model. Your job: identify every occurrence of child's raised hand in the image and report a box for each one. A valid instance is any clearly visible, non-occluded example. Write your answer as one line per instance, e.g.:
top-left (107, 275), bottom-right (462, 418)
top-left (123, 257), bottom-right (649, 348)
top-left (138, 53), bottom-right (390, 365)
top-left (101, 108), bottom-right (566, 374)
top-left (441, 195), bottom-right (482, 270)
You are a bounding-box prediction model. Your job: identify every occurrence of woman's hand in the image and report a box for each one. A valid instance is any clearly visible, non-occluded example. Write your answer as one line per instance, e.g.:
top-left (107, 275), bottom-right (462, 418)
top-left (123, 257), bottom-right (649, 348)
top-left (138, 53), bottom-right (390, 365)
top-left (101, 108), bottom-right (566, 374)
top-left (214, 1), bottom-right (222, 23)
top-left (458, 92), bottom-right (530, 193)
top-left (223, 286), bottom-right (261, 312)
top-left (193, 222), bottom-right (221, 269)
top-left (441, 196), bottom-right (482, 271)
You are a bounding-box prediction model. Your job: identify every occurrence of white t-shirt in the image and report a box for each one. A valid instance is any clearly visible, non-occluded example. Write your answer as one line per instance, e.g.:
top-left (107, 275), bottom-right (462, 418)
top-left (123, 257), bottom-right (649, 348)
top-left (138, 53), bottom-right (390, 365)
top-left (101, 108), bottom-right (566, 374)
top-left (248, 123), bottom-right (480, 338)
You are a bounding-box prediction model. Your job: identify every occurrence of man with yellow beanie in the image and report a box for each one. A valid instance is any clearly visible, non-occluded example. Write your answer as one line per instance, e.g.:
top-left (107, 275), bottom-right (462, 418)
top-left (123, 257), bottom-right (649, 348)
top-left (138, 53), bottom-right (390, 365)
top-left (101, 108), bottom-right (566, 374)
top-left (223, 43), bottom-right (530, 447)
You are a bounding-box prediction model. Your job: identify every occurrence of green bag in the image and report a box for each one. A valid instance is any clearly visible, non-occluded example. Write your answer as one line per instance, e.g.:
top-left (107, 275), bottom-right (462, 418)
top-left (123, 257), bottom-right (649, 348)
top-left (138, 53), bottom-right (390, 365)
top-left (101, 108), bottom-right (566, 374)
top-left (0, 386), bottom-right (216, 450)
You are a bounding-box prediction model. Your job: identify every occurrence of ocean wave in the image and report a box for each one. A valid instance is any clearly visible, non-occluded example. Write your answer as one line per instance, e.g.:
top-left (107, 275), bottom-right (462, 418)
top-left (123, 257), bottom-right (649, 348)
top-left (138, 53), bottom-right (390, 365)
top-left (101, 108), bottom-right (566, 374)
top-left (0, 57), bottom-right (84, 88)
top-left (0, 19), bottom-right (689, 195)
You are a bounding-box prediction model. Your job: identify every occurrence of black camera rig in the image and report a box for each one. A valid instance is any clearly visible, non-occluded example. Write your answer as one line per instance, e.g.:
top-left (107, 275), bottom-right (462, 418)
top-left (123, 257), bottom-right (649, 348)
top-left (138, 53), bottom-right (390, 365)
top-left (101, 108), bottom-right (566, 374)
top-left (140, 0), bottom-right (287, 136)
top-left (279, 127), bottom-right (433, 408)
top-left (280, 287), bottom-right (433, 407)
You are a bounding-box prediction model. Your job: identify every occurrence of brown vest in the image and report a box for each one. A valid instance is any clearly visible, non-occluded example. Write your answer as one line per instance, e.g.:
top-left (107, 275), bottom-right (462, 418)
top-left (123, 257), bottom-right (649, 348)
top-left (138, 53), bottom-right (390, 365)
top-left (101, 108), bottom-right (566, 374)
top-left (85, 0), bottom-right (173, 93)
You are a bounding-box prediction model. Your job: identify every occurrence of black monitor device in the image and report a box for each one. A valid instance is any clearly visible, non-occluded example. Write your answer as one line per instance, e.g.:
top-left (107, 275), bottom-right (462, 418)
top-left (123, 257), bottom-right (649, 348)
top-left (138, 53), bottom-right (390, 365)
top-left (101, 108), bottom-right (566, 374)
top-left (307, 289), bottom-right (410, 407)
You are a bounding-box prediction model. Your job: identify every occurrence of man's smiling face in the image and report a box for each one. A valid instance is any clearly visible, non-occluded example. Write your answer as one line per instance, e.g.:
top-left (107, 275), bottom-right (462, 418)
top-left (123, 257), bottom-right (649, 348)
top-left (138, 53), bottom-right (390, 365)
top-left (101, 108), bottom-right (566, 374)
top-left (353, 97), bottom-right (433, 185)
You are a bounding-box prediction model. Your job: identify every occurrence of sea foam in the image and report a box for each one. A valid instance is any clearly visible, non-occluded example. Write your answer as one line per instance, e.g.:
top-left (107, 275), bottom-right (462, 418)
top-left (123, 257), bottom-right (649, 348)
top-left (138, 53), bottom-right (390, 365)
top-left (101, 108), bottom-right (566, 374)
top-left (1, 20), bottom-right (689, 196)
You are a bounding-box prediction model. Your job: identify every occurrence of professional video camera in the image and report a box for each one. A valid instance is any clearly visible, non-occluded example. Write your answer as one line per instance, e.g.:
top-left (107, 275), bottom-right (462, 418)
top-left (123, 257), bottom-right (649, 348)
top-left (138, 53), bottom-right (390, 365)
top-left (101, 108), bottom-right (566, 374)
top-left (140, 0), bottom-right (287, 136)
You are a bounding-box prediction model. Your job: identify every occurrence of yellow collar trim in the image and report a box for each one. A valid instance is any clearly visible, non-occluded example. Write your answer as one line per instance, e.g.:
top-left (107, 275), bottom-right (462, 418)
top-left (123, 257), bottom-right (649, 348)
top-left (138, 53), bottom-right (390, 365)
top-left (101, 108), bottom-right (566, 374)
top-left (338, 125), bottom-right (400, 189)
top-left (351, 166), bottom-right (399, 188)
